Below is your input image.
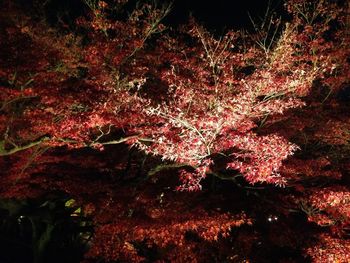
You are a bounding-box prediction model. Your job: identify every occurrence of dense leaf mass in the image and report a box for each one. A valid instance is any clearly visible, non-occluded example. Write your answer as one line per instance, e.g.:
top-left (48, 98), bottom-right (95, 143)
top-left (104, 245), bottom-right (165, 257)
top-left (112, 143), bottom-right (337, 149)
top-left (0, 0), bottom-right (349, 262)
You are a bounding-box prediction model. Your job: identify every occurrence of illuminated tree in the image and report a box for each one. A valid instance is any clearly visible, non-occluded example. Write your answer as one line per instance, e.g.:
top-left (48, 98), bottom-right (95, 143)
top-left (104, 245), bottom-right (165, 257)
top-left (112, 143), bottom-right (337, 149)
top-left (0, 0), bottom-right (349, 262)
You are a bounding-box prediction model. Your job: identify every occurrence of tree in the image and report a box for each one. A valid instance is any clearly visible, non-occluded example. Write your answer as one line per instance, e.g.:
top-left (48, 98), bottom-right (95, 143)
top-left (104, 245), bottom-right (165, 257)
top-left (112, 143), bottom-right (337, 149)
top-left (0, 0), bottom-right (349, 262)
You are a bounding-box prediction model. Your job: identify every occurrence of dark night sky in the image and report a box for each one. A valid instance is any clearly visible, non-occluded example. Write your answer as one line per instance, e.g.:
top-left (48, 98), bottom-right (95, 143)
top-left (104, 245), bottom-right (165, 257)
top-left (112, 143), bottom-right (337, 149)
top-left (165, 0), bottom-right (284, 31)
top-left (14, 0), bottom-right (284, 31)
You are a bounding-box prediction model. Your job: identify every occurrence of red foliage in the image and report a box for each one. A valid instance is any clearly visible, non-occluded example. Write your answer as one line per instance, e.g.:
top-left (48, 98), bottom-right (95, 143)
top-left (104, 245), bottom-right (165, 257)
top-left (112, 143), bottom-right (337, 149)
top-left (0, 0), bottom-right (349, 261)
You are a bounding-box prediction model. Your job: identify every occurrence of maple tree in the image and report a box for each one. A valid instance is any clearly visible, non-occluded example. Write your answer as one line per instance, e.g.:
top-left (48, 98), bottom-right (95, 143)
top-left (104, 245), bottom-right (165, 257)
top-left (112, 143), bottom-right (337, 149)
top-left (0, 0), bottom-right (349, 262)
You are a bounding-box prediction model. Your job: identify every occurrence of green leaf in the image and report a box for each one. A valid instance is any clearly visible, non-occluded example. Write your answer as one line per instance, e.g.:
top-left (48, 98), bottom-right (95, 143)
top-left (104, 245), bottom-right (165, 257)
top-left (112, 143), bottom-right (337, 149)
top-left (0, 140), bottom-right (5, 154)
top-left (148, 163), bottom-right (192, 177)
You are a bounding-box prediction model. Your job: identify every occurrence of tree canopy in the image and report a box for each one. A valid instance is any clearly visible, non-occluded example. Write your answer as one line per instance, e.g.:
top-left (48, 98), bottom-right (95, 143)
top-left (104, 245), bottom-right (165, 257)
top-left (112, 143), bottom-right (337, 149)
top-left (0, 0), bottom-right (349, 262)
